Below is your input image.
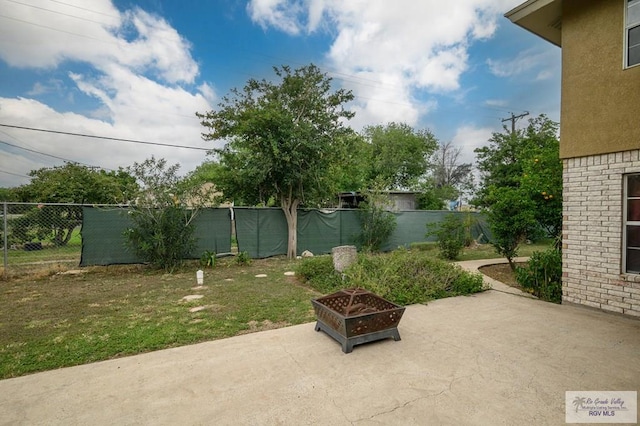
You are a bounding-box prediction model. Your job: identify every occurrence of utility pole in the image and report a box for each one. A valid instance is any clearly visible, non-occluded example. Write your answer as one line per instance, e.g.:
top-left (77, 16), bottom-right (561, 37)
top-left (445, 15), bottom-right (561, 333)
top-left (501, 111), bottom-right (529, 134)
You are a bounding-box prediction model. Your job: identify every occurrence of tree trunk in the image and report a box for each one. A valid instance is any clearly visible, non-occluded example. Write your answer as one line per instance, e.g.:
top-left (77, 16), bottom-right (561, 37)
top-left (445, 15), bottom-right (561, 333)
top-left (281, 191), bottom-right (300, 259)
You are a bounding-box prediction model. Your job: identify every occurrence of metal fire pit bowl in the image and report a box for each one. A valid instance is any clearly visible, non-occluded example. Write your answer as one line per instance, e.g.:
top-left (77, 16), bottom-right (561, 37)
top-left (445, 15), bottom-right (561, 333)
top-left (311, 288), bottom-right (405, 353)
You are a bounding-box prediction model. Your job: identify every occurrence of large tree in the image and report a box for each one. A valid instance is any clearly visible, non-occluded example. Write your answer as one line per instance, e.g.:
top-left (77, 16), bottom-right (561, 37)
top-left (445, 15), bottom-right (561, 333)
top-left (363, 122), bottom-right (438, 190)
top-left (17, 163), bottom-right (136, 205)
top-left (197, 64), bottom-right (355, 258)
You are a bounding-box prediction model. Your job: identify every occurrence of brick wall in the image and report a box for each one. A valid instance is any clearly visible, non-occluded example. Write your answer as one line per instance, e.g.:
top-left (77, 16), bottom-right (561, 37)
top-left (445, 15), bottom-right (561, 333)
top-left (563, 149), bottom-right (640, 317)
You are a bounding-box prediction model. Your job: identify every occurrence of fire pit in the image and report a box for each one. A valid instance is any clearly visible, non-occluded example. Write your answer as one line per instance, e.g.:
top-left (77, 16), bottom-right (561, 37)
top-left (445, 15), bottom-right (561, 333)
top-left (311, 288), bottom-right (405, 353)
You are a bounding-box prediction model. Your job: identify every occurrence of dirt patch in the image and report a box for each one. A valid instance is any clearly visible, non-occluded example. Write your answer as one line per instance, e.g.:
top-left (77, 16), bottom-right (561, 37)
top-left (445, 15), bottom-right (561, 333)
top-left (478, 263), bottom-right (527, 289)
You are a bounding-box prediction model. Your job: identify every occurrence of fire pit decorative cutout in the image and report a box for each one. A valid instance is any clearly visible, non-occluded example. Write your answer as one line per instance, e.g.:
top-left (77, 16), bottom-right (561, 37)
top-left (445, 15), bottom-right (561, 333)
top-left (311, 288), bottom-right (405, 353)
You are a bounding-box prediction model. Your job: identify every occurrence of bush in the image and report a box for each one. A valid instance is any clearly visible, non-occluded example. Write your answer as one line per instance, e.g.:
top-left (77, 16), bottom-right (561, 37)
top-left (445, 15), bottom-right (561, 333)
top-left (295, 256), bottom-right (343, 293)
top-left (125, 206), bottom-right (196, 272)
top-left (426, 214), bottom-right (466, 260)
top-left (515, 247), bottom-right (562, 303)
top-left (235, 251), bottom-right (251, 265)
top-left (355, 191), bottom-right (397, 252)
top-left (296, 249), bottom-right (486, 305)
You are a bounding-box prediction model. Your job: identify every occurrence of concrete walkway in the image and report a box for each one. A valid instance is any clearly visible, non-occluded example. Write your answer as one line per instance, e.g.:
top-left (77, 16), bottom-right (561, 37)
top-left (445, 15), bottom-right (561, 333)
top-left (1, 259), bottom-right (639, 425)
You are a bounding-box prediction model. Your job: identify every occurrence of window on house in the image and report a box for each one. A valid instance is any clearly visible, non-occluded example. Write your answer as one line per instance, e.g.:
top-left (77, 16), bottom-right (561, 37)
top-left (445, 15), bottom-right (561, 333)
top-left (627, 0), bottom-right (640, 67)
top-left (624, 174), bottom-right (640, 273)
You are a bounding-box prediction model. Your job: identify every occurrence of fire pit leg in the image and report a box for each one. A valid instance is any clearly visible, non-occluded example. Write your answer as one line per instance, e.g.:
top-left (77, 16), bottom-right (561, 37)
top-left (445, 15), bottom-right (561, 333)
top-left (315, 320), bottom-right (401, 354)
top-left (315, 320), bottom-right (353, 353)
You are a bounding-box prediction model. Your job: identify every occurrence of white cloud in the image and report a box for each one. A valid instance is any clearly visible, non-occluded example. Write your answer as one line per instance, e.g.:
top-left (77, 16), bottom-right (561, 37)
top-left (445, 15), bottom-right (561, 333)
top-left (0, 1), bottom-right (216, 187)
top-left (246, 0), bottom-right (303, 35)
top-left (0, 1), bottom-right (197, 84)
top-left (247, 0), bottom-right (519, 127)
top-left (486, 47), bottom-right (557, 79)
top-left (451, 125), bottom-right (495, 166)
top-left (485, 99), bottom-right (508, 107)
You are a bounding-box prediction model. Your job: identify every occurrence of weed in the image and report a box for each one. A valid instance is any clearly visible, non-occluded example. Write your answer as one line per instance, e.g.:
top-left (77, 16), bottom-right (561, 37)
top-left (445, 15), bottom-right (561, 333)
top-left (515, 247), bottom-right (562, 303)
top-left (200, 250), bottom-right (217, 268)
top-left (235, 251), bottom-right (251, 265)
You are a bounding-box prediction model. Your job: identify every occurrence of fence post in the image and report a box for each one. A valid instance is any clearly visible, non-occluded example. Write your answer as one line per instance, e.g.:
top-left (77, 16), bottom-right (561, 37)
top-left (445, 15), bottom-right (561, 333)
top-left (3, 202), bottom-right (7, 279)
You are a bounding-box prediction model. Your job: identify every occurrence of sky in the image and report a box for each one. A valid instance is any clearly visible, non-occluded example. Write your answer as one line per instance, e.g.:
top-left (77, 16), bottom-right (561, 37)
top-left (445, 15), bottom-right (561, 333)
top-left (0, 0), bottom-right (561, 188)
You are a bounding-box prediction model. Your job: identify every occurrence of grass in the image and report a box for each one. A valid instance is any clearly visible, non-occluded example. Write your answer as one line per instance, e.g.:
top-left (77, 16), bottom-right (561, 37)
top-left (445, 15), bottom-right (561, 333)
top-left (0, 240), bottom-right (554, 379)
top-left (411, 239), bottom-right (554, 261)
top-left (0, 257), bottom-right (320, 379)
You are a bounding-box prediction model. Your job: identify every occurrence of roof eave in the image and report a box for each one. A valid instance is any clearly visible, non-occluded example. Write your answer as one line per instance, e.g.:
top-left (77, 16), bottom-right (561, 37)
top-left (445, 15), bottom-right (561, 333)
top-left (505, 0), bottom-right (562, 47)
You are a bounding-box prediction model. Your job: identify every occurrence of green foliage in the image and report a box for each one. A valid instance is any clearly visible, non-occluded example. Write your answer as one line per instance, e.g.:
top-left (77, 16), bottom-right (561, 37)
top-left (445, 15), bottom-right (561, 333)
top-left (415, 187), bottom-right (446, 210)
top-left (9, 163), bottom-right (137, 247)
top-left (355, 190), bottom-right (397, 252)
top-left (294, 256), bottom-right (343, 293)
top-left (426, 214), bottom-right (466, 260)
top-left (236, 251), bottom-right (251, 265)
top-left (200, 250), bottom-right (217, 268)
top-left (474, 115), bottom-right (561, 266)
top-left (296, 249), bottom-right (485, 305)
top-left (0, 187), bottom-right (18, 201)
top-left (363, 122), bottom-right (438, 190)
top-left (125, 207), bottom-right (196, 272)
top-left (17, 162), bottom-right (137, 204)
top-left (197, 64), bottom-right (355, 258)
top-left (124, 157), bottom-right (199, 272)
top-left (486, 186), bottom-right (538, 270)
top-left (515, 248), bottom-right (562, 303)
top-left (10, 205), bottom-right (82, 247)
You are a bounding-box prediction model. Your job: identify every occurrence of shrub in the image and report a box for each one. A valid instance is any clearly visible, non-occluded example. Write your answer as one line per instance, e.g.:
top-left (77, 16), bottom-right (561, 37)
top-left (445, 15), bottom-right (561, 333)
top-left (486, 186), bottom-right (539, 271)
top-left (295, 256), bottom-right (343, 293)
top-left (125, 206), bottom-right (196, 272)
top-left (426, 214), bottom-right (466, 260)
top-left (515, 247), bottom-right (562, 303)
top-left (200, 250), bottom-right (217, 268)
top-left (355, 191), bottom-right (397, 252)
top-left (297, 249), bottom-right (485, 305)
top-left (236, 251), bottom-right (251, 265)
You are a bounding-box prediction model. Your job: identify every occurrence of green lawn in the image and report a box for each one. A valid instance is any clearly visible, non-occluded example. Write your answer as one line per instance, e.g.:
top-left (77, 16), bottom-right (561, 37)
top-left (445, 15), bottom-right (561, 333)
top-left (411, 239), bottom-right (553, 261)
top-left (0, 257), bottom-right (320, 379)
top-left (0, 240), bottom-right (553, 379)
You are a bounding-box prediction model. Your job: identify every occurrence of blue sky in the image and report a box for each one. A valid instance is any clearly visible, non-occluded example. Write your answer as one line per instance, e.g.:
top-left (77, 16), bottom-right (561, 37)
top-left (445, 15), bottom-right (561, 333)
top-left (0, 0), bottom-right (561, 187)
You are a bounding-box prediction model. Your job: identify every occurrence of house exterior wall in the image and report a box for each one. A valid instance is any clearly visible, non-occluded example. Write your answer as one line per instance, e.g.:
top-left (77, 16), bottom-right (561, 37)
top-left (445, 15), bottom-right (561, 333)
top-left (560, 0), bottom-right (640, 316)
top-left (560, 0), bottom-right (640, 159)
top-left (563, 150), bottom-right (640, 317)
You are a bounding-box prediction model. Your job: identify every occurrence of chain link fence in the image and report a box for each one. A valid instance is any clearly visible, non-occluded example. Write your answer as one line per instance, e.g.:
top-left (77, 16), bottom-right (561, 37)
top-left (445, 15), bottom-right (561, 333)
top-left (1, 203), bottom-right (89, 278)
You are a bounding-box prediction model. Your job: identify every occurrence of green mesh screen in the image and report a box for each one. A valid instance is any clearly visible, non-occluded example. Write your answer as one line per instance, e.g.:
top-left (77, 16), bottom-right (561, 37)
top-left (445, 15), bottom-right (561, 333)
top-left (81, 207), bottom-right (232, 266)
top-left (233, 208), bottom-right (288, 258)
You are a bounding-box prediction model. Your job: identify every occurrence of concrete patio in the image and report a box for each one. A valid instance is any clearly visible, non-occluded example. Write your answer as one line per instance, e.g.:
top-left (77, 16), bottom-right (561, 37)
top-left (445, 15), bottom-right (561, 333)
top-left (0, 260), bottom-right (638, 425)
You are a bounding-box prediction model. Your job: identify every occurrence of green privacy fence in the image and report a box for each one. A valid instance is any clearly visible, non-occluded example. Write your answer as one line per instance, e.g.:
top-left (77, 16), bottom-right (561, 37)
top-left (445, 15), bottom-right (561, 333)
top-left (80, 207), bottom-right (232, 266)
top-left (234, 208), bottom-right (362, 258)
top-left (80, 206), bottom-right (491, 265)
top-left (221, 208), bottom-right (491, 258)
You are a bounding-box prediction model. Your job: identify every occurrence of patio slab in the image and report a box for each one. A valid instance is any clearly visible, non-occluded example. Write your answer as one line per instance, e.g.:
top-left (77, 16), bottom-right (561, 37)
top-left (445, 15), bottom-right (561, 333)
top-left (0, 266), bottom-right (638, 425)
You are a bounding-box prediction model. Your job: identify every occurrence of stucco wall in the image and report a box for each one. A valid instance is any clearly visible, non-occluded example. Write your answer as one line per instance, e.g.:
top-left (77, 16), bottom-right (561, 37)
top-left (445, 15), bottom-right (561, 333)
top-left (560, 0), bottom-right (640, 159)
top-left (563, 150), bottom-right (640, 317)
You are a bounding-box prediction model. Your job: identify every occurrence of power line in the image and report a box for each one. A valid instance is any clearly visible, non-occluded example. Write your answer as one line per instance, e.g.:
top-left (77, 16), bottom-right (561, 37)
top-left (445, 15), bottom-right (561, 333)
top-left (0, 169), bottom-right (31, 179)
top-left (0, 124), bottom-right (210, 151)
top-left (47, 0), bottom-right (121, 20)
top-left (7, 0), bottom-right (118, 26)
top-left (0, 138), bottom-right (106, 169)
